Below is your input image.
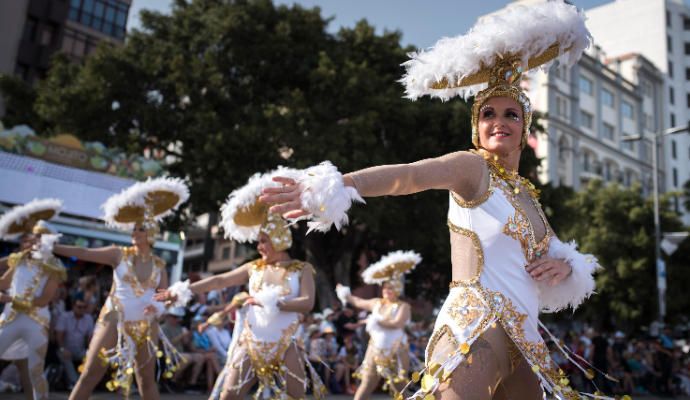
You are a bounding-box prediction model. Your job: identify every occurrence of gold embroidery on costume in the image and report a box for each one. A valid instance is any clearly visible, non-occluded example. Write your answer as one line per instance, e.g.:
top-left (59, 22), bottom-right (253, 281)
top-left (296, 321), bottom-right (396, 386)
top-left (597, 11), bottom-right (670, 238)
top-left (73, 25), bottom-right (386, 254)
top-left (120, 246), bottom-right (163, 297)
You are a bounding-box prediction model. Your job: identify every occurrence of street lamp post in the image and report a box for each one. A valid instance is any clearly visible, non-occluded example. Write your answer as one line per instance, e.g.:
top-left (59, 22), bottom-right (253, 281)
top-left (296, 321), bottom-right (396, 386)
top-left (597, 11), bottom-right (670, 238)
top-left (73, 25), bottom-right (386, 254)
top-left (623, 125), bottom-right (689, 321)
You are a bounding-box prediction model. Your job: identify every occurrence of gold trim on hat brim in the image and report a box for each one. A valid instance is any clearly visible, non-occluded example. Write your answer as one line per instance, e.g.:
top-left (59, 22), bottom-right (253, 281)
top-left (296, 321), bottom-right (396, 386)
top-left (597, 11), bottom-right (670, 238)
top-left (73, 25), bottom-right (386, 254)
top-left (7, 210), bottom-right (57, 235)
top-left (430, 43), bottom-right (567, 90)
top-left (233, 199), bottom-right (269, 227)
top-left (371, 262), bottom-right (416, 280)
top-left (113, 190), bottom-right (181, 224)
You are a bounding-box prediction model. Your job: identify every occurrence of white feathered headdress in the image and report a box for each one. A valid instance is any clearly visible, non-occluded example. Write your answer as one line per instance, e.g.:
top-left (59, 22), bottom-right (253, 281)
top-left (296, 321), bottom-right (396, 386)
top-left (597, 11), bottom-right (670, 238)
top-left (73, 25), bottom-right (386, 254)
top-left (401, 1), bottom-right (590, 100)
top-left (102, 177), bottom-right (189, 230)
top-left (402, 1), bottom-right (590, 148)
top-left (0, 198), bottom-right (63, 239)
top-left (219, 167), bottom-right (300, 250)
top-left (362, 250), bottom-right (422, 287)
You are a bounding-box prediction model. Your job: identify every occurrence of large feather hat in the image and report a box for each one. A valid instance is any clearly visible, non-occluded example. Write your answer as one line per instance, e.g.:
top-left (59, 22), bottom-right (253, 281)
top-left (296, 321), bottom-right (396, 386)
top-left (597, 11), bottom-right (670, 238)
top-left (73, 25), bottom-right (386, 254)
top-left (219, 167), bottom-right (300, 251)
top-left (0, 198), bottom-right (63, 239)
top-left (362, 250), bottom-right (422, 286)
top-left (102, 177), bottom-right (189, 230)
top-left (401, 1), bottom-right (590, 147)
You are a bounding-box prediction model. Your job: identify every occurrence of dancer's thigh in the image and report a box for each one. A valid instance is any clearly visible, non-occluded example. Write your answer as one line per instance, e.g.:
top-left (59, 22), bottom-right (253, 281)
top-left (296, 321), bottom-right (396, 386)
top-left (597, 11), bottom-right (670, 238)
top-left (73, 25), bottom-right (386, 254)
top-left (219, 345), bottom-right (255, 400)
top-left (493, 356), bottom-right (543, 400)
top-left (436, 325), bottom-right (513, 400)
top-left (284, 342), bottom-right (306, 398)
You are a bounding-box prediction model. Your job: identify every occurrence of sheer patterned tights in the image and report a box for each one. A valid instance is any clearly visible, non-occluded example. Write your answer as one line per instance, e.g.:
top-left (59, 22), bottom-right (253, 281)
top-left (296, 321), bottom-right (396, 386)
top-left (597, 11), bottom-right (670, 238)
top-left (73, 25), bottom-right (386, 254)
top-left (431, 324), bottom-right (543, 400)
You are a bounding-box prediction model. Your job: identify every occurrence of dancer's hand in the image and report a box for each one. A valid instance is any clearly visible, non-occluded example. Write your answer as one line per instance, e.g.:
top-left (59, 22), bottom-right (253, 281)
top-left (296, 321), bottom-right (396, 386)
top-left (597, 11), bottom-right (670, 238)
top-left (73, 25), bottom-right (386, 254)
top-left (244, 296), bottom-right (263, 307)
top-left (197, 322), bottom-right (210, 333)
top-left (259, 177), bottom-right (310, 219)
top-left (525, 257), bottom-right (572, 286)
top-left (143, 305), bottom-right (158, 316)
top-left (154, 289), bottom-right (177, 305)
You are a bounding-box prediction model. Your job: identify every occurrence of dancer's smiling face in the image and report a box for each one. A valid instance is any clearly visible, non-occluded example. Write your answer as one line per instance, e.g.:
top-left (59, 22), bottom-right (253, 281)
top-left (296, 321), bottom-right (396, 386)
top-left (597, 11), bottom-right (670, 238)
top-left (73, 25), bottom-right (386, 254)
top-left (382, 282), bottom-right (399, 301)
top-left (257, 232), bottom-right (275, 259)
top-left (131, 223), bottom-right (151, 249)
top-left (477, 96), bottom-right (523, 154)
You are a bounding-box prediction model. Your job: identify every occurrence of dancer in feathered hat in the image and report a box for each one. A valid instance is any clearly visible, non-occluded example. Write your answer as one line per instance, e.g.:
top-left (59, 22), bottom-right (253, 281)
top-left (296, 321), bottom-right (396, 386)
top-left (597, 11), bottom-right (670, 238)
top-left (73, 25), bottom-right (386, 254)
top-left (0, 198), bottom-right (65, 400)
top-left (52, 177), bottom-right (189, 399)
top-left (261, 2), bottom-right (617, 399)
top-left (336, 250), bottom-right (420, 399)
top-left (156, 169), bottom-right (326, 400)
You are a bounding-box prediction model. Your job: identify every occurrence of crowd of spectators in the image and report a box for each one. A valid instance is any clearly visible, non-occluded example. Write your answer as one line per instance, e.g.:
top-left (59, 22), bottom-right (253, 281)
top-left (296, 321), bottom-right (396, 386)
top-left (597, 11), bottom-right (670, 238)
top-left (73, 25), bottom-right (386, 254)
top-left (1, 271), bottom-right (689, 398)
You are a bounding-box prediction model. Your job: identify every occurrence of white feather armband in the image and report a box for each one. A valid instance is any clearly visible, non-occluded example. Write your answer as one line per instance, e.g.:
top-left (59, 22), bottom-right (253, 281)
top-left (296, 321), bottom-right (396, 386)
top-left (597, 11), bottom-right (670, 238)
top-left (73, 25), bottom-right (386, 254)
top-left (539, 238), bottom-right (600, 313)
top-left (253, 284), bottom-right (283, 327)
top-left (336, 285), bottom-right (351, 306)
top-left (298, 161), bottom-right (364, 233)
top-left (168, 280), bottom-right (193, 308)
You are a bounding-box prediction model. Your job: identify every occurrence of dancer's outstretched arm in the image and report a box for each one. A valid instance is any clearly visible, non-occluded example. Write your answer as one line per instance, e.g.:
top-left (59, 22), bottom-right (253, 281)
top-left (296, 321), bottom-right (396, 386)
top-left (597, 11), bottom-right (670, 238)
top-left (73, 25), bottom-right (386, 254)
top-left (376, 302), bottom-right (410, 329)
top-left (262, 151), bottom-right (487, 219)
top-left (337, 283), bottom-right (377, 312)
top-left (53, 244), bottom-right (121, 267)
top-left (277, 264), bottom-right (316, 313)
top-left (188, 263), bottom-right (250, 294)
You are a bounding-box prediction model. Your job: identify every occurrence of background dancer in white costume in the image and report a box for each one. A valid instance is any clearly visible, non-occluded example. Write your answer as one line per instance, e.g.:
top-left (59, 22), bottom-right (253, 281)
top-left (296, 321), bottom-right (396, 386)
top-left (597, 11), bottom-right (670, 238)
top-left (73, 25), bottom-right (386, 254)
top-left (336, 250), bottom-right (420, 400)
top-left (157, 169), bottom-right (326, 400)
top-left (260, 2), bottom-right (619, 399)
top-left (52, 177), bottom-right (189, 400)
top-left (0, 199), bottom-right (66, 400)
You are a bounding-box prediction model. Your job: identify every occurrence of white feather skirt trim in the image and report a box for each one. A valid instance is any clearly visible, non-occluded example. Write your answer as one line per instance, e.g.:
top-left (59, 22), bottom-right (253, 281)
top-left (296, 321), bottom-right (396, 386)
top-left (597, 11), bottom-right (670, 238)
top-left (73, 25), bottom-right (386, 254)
top-left (540, 237), bottom-right (600, 313)
top-left (298, 161), bottom-right (364, 233)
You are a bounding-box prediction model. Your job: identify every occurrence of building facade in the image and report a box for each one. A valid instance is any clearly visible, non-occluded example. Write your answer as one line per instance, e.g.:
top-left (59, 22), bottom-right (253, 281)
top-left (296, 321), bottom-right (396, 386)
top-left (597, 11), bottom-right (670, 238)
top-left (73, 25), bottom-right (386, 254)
top-left (528, 49), bottom-right (665, 196)
top-left (587, 0), bottom-right (690, 223)
top-left (0, 0), bottom-right (131, 113)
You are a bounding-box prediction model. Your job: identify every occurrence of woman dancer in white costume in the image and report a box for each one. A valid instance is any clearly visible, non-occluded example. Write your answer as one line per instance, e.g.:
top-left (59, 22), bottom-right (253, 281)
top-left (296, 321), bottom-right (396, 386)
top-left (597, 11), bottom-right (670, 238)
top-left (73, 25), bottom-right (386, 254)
top-left (0, 199), bottom-right (65, 400)
top-left (261, 2), bottom-right (618, 399)
top-left (52, 177), bottom-right (189, 399)
top-left (157, 170), bottom-right (325, 400)
top-left (336, 250), bottom-right (420, 399)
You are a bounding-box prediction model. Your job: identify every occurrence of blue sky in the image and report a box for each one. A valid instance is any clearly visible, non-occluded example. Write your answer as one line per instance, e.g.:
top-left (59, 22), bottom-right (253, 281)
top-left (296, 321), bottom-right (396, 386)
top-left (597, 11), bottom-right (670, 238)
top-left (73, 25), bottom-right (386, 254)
top-left (127, 0), bottom-right (613, 49)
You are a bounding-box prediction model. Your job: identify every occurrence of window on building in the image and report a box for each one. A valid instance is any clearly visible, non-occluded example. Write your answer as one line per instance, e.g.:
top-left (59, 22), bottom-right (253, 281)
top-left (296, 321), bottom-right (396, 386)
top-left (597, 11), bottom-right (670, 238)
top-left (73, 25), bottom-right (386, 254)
top-left (687, 92), bottom-right (690, 108)
top-left (684, 15), bottom-right (690, 30)
top-left (62, 27), bottom-right (99, 59)
top-left (668, 35), bottom-right (673, 52)
top-left (603, 123), bottom-right (615, 141)
top-left (583, 151), bottom-right (591, 172)
top-left (222, 246), bottom-right (230, 260)
top-left (22, 17), bottom-right (38, 43)
top-left (580, 110), bottom-right (593, 129)
top-left (672, 139), bottom-right (677, 159)
top-left (686, 42), bottom-right (690, 55)
top-left (671, 112), bottom-right (676, 127)
top-left (622, 101), bottom-right (634, 119)
top-left (601, 88), bottom-right (614, 107)
top-left (673, 167), bottom-right (678, 187)
top-left (670, 87), bottom-right (675, 104)
top-left (556, 96), bottom-right (569, 120)
top-left (40, 23), bottom-right (57, 46)
top-left (622, 137), bottom-right (634, 152)
top-left (68, 0), bottom-right (129, 39)
top-left (669, 61), bottom-right (674, 78)
top-left (579, 76), bottom-right (593, 95)
top-left (641, 81), bottom-right (650, 97)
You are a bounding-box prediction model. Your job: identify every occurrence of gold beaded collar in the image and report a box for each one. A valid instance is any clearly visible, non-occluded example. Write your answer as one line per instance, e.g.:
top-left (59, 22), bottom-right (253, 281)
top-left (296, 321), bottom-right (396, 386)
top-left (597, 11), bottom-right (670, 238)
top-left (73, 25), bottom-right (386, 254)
top-left (472, 150), bottom-right (540, 199)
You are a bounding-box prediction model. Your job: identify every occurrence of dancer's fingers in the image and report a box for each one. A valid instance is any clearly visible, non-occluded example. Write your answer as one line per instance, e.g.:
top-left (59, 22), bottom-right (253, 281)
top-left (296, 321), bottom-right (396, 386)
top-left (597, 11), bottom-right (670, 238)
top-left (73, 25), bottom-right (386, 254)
top-left (272, 176), bottom-right (297, 186)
